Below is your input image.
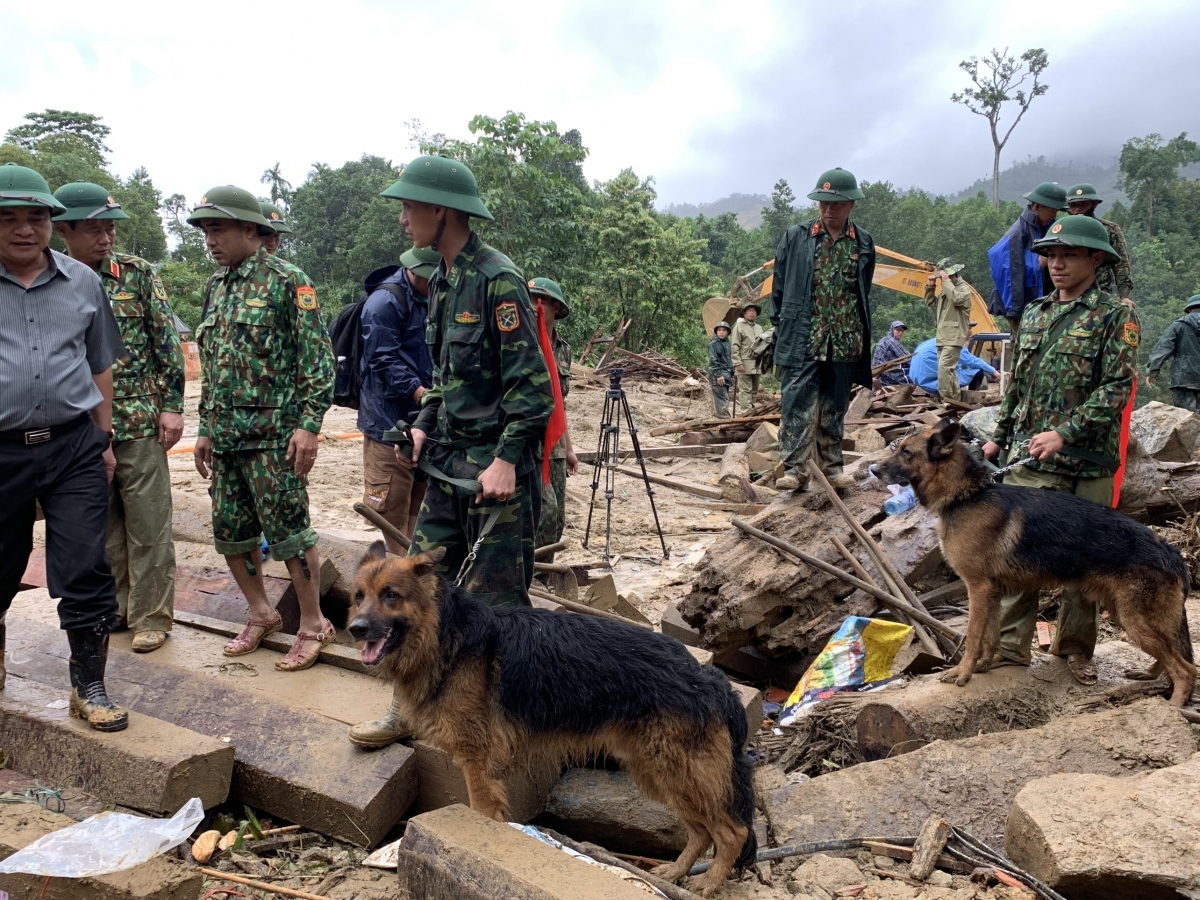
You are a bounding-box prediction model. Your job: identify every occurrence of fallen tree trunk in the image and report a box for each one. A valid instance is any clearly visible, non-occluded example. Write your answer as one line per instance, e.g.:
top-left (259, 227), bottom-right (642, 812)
top-left (717, 443), bottom-right (751, 502)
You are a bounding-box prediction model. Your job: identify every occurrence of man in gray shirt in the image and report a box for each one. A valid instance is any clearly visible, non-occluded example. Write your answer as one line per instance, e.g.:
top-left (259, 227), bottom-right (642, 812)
top-left (0, 163), bottom-right (129, 732)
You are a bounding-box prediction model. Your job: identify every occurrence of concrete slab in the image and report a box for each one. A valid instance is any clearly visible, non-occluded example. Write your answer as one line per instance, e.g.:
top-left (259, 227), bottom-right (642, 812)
top-left (0, 675), bottom-right (232, 814)
top-left (407, 740), bottom-right (558, 823)
top-left (6, 600), bottom-right (415, 847)
top-left (0, 804), bottom-right (201, 899)
top-left (399, 804), bottom-right (659, 900)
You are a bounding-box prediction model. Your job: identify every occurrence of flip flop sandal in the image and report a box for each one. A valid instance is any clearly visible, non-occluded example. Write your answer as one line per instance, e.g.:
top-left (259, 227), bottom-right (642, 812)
top-left (1066, 653), bottom-right (1098, 685)
top-left (986, 653), bottom-right (1030, 668)
top-left (223, 612), bottom-right (284, 657)
top-left (275, 619), bottom-right (335, 672)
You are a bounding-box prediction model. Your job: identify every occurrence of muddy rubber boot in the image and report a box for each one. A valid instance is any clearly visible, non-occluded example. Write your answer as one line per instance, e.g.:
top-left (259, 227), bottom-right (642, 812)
top-left (775, 471), bottom-right (804, 491)
top-left (349, 680), bottom-right (412, 748)
top-left (67, 628), bottom-right (129, 732)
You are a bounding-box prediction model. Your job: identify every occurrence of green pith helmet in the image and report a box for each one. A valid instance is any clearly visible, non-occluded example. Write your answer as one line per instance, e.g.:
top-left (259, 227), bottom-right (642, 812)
top-left (259, 201), bottom-right (293, 234)
top-left (741, 301), bottom-right (762, 314)
top-left (1031, 215), bottom-right (1120, 264)
top-left (186, 185), bottom-right (273, 229)
top-left (714, 322), bottom-right (731, 336)
top-left (400, 246), bottom-right (441, 279)
top-left (528, 276), bottom-right (570, 319)
top-left (1066, 183), bottom-right (1103, 204)
top-left (1185, 295), bottom-right (1200, 312)
top-left (380, 155), bottom-right (493, 220)
top-left (1024, 182), bottom-right (1068, 210)
top-left (0, 163), bottom-right (66, 212)
top-left (53, 182), bottom-right (129, 221)
top-left (935, 256), bottom-right (965, 276)
top-left (807, 167), bottom-right (864, 202)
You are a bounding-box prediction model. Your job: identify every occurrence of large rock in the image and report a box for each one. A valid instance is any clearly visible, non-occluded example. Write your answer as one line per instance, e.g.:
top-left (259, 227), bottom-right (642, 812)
top-left (761, 699), bottom-right (1196, 852)
top-left (1129, 400), bottom-right (1200, 462)
top-left (1007, 751), bottom-right (1200, 900)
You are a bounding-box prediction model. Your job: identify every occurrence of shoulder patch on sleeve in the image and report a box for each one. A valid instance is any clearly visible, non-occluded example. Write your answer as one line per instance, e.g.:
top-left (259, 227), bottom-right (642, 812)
top-left (295, 285), bottom-right (318, 311)
top-left (1123, 322), bottom-right (1140, 348)
top-left (152, 278), bottom-right (168, 302)
top-left (496, 301), bottom-right (520, 333)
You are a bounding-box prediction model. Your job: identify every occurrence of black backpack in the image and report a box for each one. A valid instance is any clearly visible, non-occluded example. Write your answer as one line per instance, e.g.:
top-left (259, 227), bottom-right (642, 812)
top-left (329, 282), bottom-right (405, 409)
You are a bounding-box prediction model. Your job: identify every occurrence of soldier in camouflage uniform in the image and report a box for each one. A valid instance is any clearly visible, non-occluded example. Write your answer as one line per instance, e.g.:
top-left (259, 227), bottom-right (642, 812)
top-left (983, 216), bottom-right (1139, 684)
top-left (188, 186), bottom-right (336, 672)
top-left (1066, 184), bottom-right (1134, 303)
top-left (529, 278), bottom-right (577, 559)
top-left (771, 168), bottom-right (875, 492)
top-left (708, 322), bottom-right (734, 418)
top-left (384, 156), bottom-right (553, 607)
top-left (1147, 295), bottom-right (1200, 411)
top-left (53, 182), bottom-right (185, 654)
top-left (259, 201), bottom-right (291, 257)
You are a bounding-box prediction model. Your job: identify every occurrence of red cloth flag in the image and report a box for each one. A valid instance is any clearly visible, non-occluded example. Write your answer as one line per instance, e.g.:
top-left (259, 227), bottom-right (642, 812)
top-left (536, 303), bottom-right (567, 485)
top-left (1112, 374), bottom-right (1136, 508)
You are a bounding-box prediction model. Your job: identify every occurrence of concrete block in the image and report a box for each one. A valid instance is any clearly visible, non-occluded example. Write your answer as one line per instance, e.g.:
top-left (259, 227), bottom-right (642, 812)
top-left (730, 681), bottom-right (764, 739)
top-left (660, 599), bottom-right (700, 647)
top-left (0, 675), bottom-right (233, 814)
top-left (1006, 751), bottom-right (1200, 899)
top-left (0, 804), bottom-right (201, 899)
top-left (537, 768), bottom-right (687, 857)
top-left (407, 740), bottom-right (558, 823)
top-left (399, 804), bottom-right (655, 900)
top-left (685, 645), bottom-right (713, 666)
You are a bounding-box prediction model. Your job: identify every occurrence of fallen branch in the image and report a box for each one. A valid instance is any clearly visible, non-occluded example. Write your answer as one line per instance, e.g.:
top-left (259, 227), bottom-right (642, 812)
top-left (541, 828), bottom-right (705, 900)
top-left (649, 412), bottom-right (781, 437)
top-left (527, 585), bottom-right (651, 629)
top-left (534, 540), bottom-right (568, 558)
top-left (198, 869), bottom-right (333, 900)
top-left (613, 465), bottom-right (724, 500)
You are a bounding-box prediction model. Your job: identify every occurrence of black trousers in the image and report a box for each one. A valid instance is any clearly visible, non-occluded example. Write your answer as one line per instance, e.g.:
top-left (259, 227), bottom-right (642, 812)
top-left (0, 419), bottom-right (119, 631)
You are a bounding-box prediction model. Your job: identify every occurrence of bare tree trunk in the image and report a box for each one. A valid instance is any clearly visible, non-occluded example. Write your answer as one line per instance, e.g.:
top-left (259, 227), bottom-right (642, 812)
top-left (992, 146), bottom-right (1001, 210)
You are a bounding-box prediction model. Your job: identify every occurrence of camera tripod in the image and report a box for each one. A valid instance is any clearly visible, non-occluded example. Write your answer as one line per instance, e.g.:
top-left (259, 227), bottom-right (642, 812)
top-left (582, 368), bottom-right (670, 561)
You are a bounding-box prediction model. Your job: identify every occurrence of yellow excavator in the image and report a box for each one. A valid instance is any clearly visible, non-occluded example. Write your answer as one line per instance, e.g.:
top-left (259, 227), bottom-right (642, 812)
top-left (703, 247), bottom-right (1005, 368)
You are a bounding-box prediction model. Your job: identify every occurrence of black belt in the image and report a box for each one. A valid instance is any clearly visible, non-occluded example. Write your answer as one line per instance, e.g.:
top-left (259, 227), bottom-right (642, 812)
top-left (0, 413), bottom-right (91, 445)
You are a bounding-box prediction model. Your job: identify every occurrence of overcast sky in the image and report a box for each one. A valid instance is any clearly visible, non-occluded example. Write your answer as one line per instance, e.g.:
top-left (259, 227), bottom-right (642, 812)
top-left (2, 0), bottom-right (1197, 209)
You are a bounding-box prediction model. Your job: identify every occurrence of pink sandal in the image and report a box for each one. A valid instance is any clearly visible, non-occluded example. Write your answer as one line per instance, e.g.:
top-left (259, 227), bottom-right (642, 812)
top-left (223, 612), bottom-right (284, 657)
top-left (275, 619), bottom-right (335, 672)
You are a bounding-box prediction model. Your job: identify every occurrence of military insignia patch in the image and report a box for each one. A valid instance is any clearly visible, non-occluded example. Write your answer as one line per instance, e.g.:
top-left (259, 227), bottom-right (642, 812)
top-left (1050, 222), bottom-right (1063, 234)
top-left (295, 285), bottom-right (318, 311)
top-left (270, 212), bottom-right (280, 220)
top-left (245, 298), bottom-right (268, 308)
top-left (1123, 323), bottom-right (1140, 348)
top-left (1075, 189), bottom-right (1084, 195)
top-left (455, 311), bottom-right (481, 325)
top-left (823, 182), bottom-right (831, 190)
top-left (496, 301), bottom-right (520, 333)
top-left (152, 279), bottom-right (168, 302)
top-left (810, 222), bottom-right (821, 236)
top-left (848, 225), bottom-right (857, 239)
top-left (112, 291), bottom-right (134, 301)
top-left (109, 260), bottom-right (120, 279)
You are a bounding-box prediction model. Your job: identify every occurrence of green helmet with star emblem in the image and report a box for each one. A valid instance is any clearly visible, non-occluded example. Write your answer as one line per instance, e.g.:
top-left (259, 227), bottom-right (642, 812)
top-left (53, 182), bottom-right (129, 221)
top-left (259, 201), bottom-right (293, 234)
top-left (187, 185), bottom-right (273, 231)
top-left (528, 277), bottom-right (570, 318)
top-left (381, 155), bottom-right (494, 220)
top-left (1031, 215), bottom-right (1120, 264)
top-left (0, 163), bottom-right (66, 212)
top-left (1023, 182), bottom-right (1068, 210)
top-left (1066, 183), bottom-right (1103, 204)
top-left (400, 246), bottom-right (441, 279)
top-left (807, 167), bottom-right (864, 202)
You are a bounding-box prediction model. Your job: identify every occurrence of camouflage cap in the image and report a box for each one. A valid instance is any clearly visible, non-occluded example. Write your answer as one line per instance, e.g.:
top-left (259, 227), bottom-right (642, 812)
top-left (807, 167), bottom-right (864, 202)
top-left (53, 181), bottom-right (129, 221)
top-left (187, 185), bottom-right (273, 230)
top-left (528, 276), bottom-right (569, 319)
top-left (259, 201), bottom-right (293, 234)
top-left (1032, 215), bottom-right (1120, 264)
top-left (400, 246), bottom-right (441, 279)
top-left (381, 155), bottom-right (494, 220)
top-left (1185, 295), bottom-right (1200, 312)
top-left (0, 163), bottom-right (66, 212)
top-left (935, 256), bottom-right (965, 276)
top-left (1066, 183), bottom-right (1103, 204)
top-left (1024, 182), bottom-right (1068, 210)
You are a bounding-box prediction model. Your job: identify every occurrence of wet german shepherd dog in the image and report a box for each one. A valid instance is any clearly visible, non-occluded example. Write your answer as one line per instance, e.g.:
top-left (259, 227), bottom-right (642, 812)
top-left (349, 543), bottom-right (756, 896)
top-left (877, 420), bottom-right (1195, 705)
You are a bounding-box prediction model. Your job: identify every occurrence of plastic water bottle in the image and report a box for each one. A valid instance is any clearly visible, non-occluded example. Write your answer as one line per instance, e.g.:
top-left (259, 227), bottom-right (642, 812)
top-left (883, 484), bottom-right (916, 516)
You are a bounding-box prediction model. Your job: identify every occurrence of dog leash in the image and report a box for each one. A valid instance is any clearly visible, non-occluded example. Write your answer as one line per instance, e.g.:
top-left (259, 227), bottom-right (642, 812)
top-left (987, 439), bottom-right (1035, 481)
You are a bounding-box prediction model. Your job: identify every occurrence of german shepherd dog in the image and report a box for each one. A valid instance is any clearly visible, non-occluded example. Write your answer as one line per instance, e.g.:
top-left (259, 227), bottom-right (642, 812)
top-left (876, 420), bottom-right (1196, 705)
top-left (349, 543), bottom-right (756, 896)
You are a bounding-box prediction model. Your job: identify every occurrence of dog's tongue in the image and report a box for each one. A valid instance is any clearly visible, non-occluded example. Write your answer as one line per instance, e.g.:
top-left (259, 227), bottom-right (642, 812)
top-left (360, 638), bottom-right (387, 666)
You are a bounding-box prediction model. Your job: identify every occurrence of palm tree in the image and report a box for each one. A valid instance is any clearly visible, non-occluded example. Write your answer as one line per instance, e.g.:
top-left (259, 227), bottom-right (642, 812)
top-left (260, 163), bottom-right (293, 206)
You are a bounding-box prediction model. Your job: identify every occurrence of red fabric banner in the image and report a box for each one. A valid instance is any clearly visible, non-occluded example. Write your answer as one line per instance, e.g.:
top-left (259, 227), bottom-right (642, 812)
top-left (536, 304), bottom-right (566, 485)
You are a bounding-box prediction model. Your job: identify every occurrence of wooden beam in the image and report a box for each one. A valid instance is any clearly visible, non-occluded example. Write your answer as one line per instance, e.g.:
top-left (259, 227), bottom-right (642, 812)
top-left (575, 443), bottom-right (721, 464)
top-left (614, 465), bottom-right (724, 500)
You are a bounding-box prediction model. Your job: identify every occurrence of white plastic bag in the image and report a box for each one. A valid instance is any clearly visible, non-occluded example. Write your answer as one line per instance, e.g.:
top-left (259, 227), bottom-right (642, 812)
top-left (0, 797), bottom-right (204, 877)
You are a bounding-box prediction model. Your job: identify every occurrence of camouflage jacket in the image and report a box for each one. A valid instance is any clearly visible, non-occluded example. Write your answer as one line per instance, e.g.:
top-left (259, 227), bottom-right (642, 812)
top-left (196, 247), bottom-right (334, 452)
top-left (994, 285), bottom-right (1139, 478)
top-left (412, 232), bottom-right (553, 475)
top-left (1096, 217), bottom-right (1134, 299)
top-left (99, 253), bottom-right (185, 443)
top-left (549, 330), bottom-right (572, 460)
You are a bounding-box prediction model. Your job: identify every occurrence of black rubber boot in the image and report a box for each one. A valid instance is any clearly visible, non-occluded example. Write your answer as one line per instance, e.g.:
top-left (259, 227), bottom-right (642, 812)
top-left (67, 628), bottom-right (128, 732)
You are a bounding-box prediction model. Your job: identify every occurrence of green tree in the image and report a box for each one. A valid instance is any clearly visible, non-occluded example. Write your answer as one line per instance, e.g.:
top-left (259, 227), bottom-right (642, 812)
top-left (952, 48), bottom-right (1049, 209)
top-left (260, 162), bottom-right (293, 206)
top-left (162, 193), bottom-right (212, 268)
top-left (1118, 132), bottom-right (1200, 238)
top-left (114, 167), bottom-right (167, 262)
top-left (761, 178), bottom-right (799, 245)
top-left (5, 109), bottom-right (111, 167)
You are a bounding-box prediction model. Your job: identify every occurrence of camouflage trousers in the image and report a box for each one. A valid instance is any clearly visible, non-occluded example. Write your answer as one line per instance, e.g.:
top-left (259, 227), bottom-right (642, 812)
top-left (778, 360), bottom-right (853, 479)
top-left (409, 445), bottom-right (541, 607)
top-left (107, 437), bottom-right (175, 634)
top-left (1171, 388), bottom-right (1200, 413)
top-left (535, 458), bottom-right (568, 559)
top-left (209, 448), bottom-right (317, 561)
top-left (997, 465), bottom-right (1113, 663)
top-left (710, 379), bottom-right (731, 418)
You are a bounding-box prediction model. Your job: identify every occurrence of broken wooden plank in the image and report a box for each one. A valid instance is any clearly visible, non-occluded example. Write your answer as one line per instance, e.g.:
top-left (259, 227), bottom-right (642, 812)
top-left (613, 465), bottom-right (724, 500)
top-left (717, 443), bottom-right (751, 502)
top-left (612, 347), bottom-right (689, 378)
top-left (173, 610), bottom-right (370, 675)
top-left (649, 412), bottom-right (781, 437)
top-left (575, 443), bottom-right (720, 465)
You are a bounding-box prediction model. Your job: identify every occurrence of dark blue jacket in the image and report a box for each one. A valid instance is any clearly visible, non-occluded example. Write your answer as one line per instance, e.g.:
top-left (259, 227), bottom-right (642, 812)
top-left (356, 265), bottom-right (433, 442)
top-left (987, 206), bottom-right (1048, 320)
